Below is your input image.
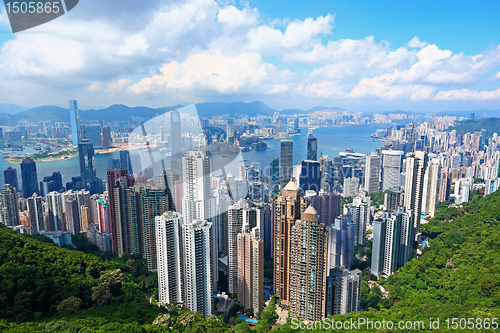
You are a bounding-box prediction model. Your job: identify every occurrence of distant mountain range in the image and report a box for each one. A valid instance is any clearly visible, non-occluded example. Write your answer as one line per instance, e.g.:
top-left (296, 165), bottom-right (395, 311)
top-left (0, 101), bottom-right (498, 125)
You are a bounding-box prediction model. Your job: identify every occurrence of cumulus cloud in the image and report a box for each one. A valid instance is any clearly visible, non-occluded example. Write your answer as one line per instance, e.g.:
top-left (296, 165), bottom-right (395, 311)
top-left (128, 51), bottom-right (290, 96)
top-left (0, 0), bottom-right (499, 107)
top-left (408, 36), bottom-right (427, 48)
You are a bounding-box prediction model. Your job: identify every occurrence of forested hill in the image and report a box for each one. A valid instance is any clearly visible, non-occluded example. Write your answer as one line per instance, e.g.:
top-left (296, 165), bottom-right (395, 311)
top-left (2, 189), bottom-right (500, 332)
top-left (447, 117), bottom-right (500, 137)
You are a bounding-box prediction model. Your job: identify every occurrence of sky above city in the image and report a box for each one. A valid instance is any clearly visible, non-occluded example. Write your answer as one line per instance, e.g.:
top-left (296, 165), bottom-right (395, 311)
top-left (0, 0), bottom-right (499, 112)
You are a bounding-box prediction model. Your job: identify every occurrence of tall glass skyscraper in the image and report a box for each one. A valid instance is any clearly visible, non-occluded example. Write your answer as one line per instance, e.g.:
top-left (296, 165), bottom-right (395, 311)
top-left (21, 157), bottom-right (38, 198)
top-left (79, 139), bottom-right (98, 194)
top-left (69, 100), bottom-right (80, 148)
top-left (4, 167), bottom-right (18, 190)
top-left (120, 150), bottom-right (133, 176)
top-left (307, 132), bottom-right (318, 161)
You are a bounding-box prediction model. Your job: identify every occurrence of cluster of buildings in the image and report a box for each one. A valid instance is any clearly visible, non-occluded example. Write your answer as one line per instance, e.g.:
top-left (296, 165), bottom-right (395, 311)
top-left (2, 100), bottom-right (500, 324)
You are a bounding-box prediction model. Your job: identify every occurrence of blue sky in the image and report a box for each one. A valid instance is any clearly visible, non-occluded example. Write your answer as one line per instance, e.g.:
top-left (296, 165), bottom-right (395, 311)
top-left (0, 0), bottom-right (499, 112)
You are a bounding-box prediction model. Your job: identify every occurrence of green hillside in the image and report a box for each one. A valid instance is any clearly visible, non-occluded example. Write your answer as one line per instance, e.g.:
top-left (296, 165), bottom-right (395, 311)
top-left (447, 117), bottom-right (500, 138)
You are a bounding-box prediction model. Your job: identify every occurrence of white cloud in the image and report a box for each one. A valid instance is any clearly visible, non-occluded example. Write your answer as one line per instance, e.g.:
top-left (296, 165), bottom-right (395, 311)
top-left (118, 35), bottom-right (149, 56)
top-left (408, 36), bottom-right (427, 48)
top-left (128, 51), bottom-right (290, 96)
top-left (0, 0), bottom-right (498, 108)
top-left (217, 5), bottom-right (259, 27)
top-left (88, 79), bottom-right (132, 94)
top-left (246, 14), bottom-right (334, 56)
top-left (434, 88), bottom-right (500, 101)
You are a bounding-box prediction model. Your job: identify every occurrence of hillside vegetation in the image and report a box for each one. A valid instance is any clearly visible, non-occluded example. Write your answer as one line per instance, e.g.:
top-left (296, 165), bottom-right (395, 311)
top-left (448, 117), bottom-right (500, 137)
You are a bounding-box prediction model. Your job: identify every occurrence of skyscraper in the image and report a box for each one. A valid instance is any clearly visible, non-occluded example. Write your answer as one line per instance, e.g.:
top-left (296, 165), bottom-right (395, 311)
top-left (421, 158), bottom-right (440, 218)
top-left (269, 156), bottom-right (280, 194)
top-left (27, 194), bottom-right (44, 232)
top-left (273, 180), bottom-right (306, 306)
top-left (137, 184), bottom-right (169, 271)
top-left (307, 132), bottom-right (318, 161)
top-left (299, 160), bottom-right (321, 193)
top-left (228, 200), bottom-right (259, 294)
top-left (69, 100), bottom-right (80, 148)
top-left (107, 168), bottom-right (134, 253)
top-left (85, 125), bottom-right (103, 148)
top-left (289, 205), bottom-right (328, 321)
top-left (120, 150), bottom-right (133, 176)
top-left (342, 177), bottom-right (359, 198)
top-left (182, 219), bottom-right (214, 317)
top-left (227, 118), bottom-right (235, 143)
top-left (0, 184), bottom-right (19, 227)
top-left (325, 267), bottom-right (361, 317)
top-left (156, 211), bottom-right (183, 306)
top-left (371, 208), bottom-right (414, 277)
top-left (237, 226), bottom-right (263, 313)
top-left (280, 140), bottom-right (293, 189)
top-left (384, 186), bottom-right (404, 212)
top-left (113, 178), bottom-right (139, 257)
top-left (364, 154), bottom-right (381, 194)
top-left (79, 139), bottom-right (98, 194)
top-left (308, 190), bottom-right (341, 227)
top-left (47, 191), bottom-right (64, 231)
top-left (345, 197), bottom-right (370, 246)
top-left (101, 126), bottom-right (111, 148)
top-left (404, 151), bottom-right (428, 241)
top-left (21, 157), bottom-right (38, 198)
top-left (381, 150), bottom-right (404, 191)
top-left (4, 167), bottom-right (17, 190)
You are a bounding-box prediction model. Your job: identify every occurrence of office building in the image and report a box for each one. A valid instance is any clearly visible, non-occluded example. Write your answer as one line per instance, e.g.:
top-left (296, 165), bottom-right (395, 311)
top-left (21, 157), bottom-right (39, 198)
top-left (404, 151), bottom-right (428, 240)
top-left (371, 208), bottom-right (414, 277)
top-left (289, 205), bottom-right (328, 321)
top-left (364, 154), bottom-right (381, 194)
top-left (381, 150), bottom-right (404, 190)
top-left (228, 200), bottom-right (259, 294)
top-left (325, 267), bottom-right (361, 317)
top-left (79, 139), bottom-right (99, 194)
top-left (69, 100), bottom-right (80, 148)
top-left (108, 158), bottom-right (120, 170)
top-left (156, 211), bottom-right (183, 306)
top-left (307, 132), bottom-right (318, 161)
top-left (0, 184), bottom-right (19, 227)
top-left (120, 150), bottom-right (133, 176)
top-left (227, 119), bottom-right (235, 143)
top-left (40, 172), bottom-right (63, 196)
top-left (182, 219), bottom-right (214, 317)
top-left (237, 226), bottom-right (263, 313)
top-left (280, 140), bottom-right (293, 189)
top-left (4, 167), bottom-right (18, 190)
top-left (273, 180), bottom-right (307, 306)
